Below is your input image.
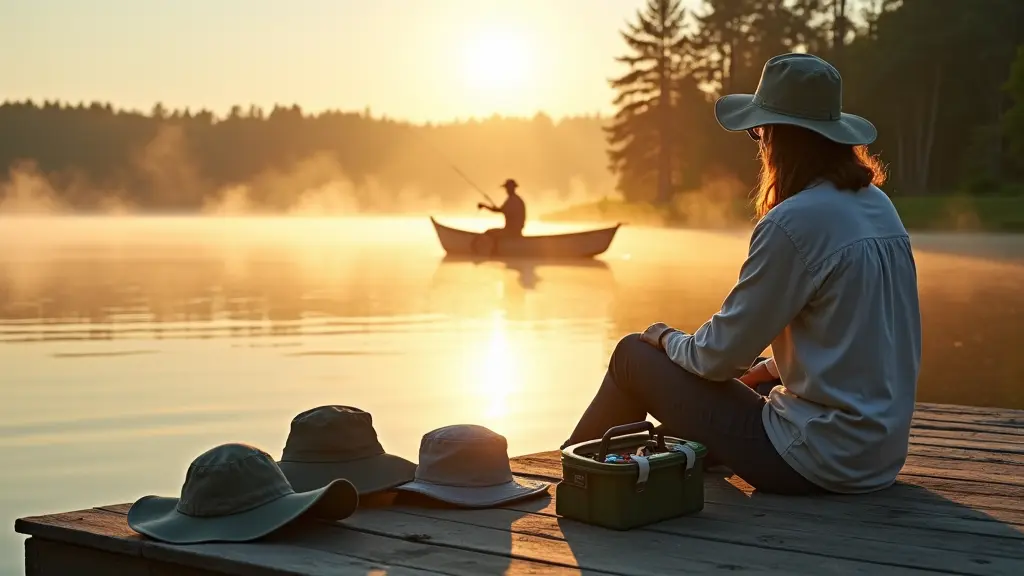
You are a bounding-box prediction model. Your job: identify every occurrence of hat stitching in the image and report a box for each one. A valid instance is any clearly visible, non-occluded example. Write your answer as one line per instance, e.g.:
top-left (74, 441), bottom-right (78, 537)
top-left (751, 94), bottom-right (840, 122)
top-left (425, 436), bottom-right (503, 444)
top-left (424, 430), bottom-right (505, 441)
top-left (186, 451), bottom-right (265, 471)
top-left (177, 482), bottom-right (294, 517)
top-left (280, 445), bottom-right (386, 463)
top-left (406, 476), bottom-right (532, 489)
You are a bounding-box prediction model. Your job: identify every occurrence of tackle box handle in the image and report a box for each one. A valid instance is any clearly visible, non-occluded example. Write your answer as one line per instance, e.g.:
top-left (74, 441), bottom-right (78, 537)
top-left (597, 421), bottom-right (665, 461)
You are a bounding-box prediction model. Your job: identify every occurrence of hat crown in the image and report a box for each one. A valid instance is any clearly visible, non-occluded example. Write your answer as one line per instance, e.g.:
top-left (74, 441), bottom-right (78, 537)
top-left (281, 405), bottom-right (385, 463)
top-left (414, 424), bottom-right (514, 487)
top-left (754, 53), bottom-right (843, 122)
top-left (176, 443), bottom-right (294, 517)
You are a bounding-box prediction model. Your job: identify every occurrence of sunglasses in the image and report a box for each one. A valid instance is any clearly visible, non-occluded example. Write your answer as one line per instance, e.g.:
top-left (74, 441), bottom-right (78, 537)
top-left (746, 128), bottom-right (762, 141)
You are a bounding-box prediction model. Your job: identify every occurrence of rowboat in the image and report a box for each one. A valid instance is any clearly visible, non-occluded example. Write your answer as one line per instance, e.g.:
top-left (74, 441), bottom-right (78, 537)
top-left (430, 217), bottom-right (621, 258)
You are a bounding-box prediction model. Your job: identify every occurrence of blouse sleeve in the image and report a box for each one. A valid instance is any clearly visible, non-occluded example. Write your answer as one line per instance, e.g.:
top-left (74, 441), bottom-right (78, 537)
top-left (662, 217), bottom-right (815, 381)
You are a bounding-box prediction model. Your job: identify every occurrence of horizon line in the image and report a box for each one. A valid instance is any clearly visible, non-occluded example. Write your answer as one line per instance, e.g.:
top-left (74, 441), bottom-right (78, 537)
top-left (0, 98), bottom-right (615, 126)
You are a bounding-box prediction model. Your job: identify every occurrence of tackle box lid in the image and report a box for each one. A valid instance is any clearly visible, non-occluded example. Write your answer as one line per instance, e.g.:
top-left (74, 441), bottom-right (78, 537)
top-left (560, 422), bottom-right (707, 474)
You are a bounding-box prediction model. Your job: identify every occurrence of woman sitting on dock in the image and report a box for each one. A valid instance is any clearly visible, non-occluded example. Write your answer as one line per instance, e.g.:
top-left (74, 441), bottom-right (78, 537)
top-left (562, 53), bottom-right (922, 495)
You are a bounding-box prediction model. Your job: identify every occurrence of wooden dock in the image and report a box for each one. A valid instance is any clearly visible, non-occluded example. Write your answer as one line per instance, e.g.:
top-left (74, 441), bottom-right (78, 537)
top-left (14, 402), bottom-right (1024, 575)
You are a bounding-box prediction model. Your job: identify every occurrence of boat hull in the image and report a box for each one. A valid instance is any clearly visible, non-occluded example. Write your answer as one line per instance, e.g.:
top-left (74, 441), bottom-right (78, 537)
top-left (430, 217), bottom-right (620, 259)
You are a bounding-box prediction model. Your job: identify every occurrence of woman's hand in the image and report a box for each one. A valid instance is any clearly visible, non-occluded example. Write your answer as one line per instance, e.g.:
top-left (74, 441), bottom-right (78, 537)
top-left (640, 322), bottom-right (675, 350)
top-left (738, 358), bottom-right (777, 388)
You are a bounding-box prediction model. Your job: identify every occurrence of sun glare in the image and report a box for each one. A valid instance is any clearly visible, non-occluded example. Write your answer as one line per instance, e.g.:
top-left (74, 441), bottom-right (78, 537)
top-left (460, 27), bottom-right (533, 96)
top-left (461, 311), bottom-right (521, 423)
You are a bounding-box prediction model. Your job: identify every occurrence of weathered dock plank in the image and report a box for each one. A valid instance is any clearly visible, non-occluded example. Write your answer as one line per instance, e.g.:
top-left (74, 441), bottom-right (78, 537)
top-left (342, 507), bottom-right (941, 575)
top-left (16, 508), bottom-right (437, 576)
top-left (14, 402), bottom-right (1024, 575)
top-left (16, 507), bottom-right (568, 575)
top-left (384, 496), bottom-right (1022, 575)
top-left (25, 538), bottom-right (222, 576)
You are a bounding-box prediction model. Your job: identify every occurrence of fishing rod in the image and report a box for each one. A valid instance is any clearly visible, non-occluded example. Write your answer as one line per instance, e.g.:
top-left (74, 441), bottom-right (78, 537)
top-left (449, 163), bottom-right (499, 209)
top-left (404, 126), bottom-right (499, 208)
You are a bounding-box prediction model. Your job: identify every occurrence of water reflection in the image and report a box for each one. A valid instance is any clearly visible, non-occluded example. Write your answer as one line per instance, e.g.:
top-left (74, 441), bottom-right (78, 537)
top-left (436, 255), bottom-right (611, 291)
top-left (0, 247), bottom-right (620, 341)
top-left (3, 219), bottom-right (1024, 413)
top-left (2, 217), bottom-right (1024, 576)
top-left (0, 255), bottom-right (433, 342)
top-left (3, 219), bottom-right (1024, 412)
top-left (0, 218), bottom-right (622, 461)
top-left (429, 256), bottom-right (615, 322)
top-left (472, 312), bottom-right (520, 421)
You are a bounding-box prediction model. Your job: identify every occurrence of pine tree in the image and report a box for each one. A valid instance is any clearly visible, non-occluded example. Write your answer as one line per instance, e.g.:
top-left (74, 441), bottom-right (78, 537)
top-left (689, 0), bottom-right (747, 96)
top-left (691, 0), bottom-right (819, 97)
top-left (830, 0), bottom-right (850, 68)
top-left (1002, 45), bottom-right (1024, 178)
top-left (605, 0), bottom-right (690, 204)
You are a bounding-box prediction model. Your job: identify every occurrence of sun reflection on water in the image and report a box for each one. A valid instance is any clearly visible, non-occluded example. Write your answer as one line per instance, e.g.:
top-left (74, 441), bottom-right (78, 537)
top-left (473, 311), bottom-right (521, 423)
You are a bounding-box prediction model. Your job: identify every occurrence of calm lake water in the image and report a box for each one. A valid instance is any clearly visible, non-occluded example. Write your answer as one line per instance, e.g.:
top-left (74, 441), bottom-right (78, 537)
top-left (2, 216), bottom-right (1023, 573)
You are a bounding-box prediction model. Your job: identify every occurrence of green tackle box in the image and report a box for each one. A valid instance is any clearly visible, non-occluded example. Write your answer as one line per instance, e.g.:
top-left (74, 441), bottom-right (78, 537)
top-left (555, 421), bottom-right (707, 530)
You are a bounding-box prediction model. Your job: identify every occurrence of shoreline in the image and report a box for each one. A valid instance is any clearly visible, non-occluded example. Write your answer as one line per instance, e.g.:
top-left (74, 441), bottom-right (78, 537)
top-left (539, 196), bottom-right (1024, 233)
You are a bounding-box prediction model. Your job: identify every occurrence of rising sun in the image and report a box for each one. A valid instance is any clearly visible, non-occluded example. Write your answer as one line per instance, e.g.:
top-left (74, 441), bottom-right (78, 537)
top-left (460, 27), bottom-right (533, 96)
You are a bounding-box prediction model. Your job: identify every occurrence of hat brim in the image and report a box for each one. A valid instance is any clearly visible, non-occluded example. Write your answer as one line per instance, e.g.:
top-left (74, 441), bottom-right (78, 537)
top-left (394, 475), bottom-right (549, 508)
top-left (278, 453), bottom-right (417, 495)
top-left (126, 478), bottom-right (358, 544)
top-left (714, 94), bottom-right (877, 146)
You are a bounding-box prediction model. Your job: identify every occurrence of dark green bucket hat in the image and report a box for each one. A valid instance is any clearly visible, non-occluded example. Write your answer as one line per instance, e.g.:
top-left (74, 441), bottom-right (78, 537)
top-left (715, 53), bottom-right (877, 146)
top-left (127, 443), bottom-right (358, 544)
top-left (277, 405), bottom-right (417, 495)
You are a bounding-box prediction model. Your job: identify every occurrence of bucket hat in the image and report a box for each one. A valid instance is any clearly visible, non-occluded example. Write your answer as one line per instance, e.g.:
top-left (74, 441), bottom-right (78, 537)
top-left (127, 443), bottom-right (358, 544)
top-left (501, 179), bottom-right (518, 190)
top-left (714, 53), bottom-right (876, 146)
top-left (277, 405), bottom-right (417, 495)
top-left (395, 424), bottom-right (548, 508)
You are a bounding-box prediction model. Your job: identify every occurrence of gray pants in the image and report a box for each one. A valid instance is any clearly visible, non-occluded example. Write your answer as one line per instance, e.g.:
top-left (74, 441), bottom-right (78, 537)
top-left (563, 333), bottom-right (826, 495)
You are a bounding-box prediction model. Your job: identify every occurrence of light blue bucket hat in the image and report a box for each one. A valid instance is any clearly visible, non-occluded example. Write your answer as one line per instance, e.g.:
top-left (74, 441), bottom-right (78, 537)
top-left (395, 425), bottom-right (549, 508)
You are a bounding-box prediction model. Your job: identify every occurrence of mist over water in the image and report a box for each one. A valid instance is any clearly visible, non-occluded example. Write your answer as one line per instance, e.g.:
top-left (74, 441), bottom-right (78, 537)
top-left (0, 114), bottom-right (632, 218)
top-left (0, 110), bottom-right (768, 232)
top-left (0, 135), bottom-right (606, 219)
top-left (0, 114), bottom-right (998, 234)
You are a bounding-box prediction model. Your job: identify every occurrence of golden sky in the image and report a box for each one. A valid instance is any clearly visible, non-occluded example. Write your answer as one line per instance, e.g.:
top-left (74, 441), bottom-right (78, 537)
top-left (1, 0), bottom-right (702, 122)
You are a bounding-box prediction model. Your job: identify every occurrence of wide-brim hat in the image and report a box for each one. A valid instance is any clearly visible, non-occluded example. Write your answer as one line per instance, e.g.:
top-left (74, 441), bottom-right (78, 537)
top-left (277, 405), bottom-right (417, 495)
top-left (396, 475), bottom-right (548, 508)
top-left (714, 53), bottom-right (877, 146)
top-left (127, 443), bottom-right (358, 544)
top-left (279, 453), bottom-right (416, 495)
top-left (395, 424), bottom-right (548, 508)
top-left (501, 178), bottom-right (518, 189)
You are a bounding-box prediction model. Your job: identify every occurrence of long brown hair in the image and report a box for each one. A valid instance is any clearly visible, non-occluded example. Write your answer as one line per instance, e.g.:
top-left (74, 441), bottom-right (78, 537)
top-left (753, 124), bottom-right (888, 218)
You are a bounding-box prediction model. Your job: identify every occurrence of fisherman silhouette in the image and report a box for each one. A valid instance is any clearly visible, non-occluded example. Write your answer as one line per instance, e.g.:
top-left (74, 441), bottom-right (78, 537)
top-left (478, 179), bottom-right (526, 238)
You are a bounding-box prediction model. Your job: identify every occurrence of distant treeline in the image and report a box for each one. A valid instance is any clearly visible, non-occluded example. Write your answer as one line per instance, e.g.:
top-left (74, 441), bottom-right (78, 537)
top-left (1, 0), bottom-right (1023, 214)
top-left (0, 104), bottom-right (614, 214)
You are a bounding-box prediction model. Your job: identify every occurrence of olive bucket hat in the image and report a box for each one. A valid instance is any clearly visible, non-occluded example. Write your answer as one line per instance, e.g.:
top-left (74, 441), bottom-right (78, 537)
top-left (714, 52), bottom-right (877, 146)
top-left (277, 405), bottom-right (417, 495)
top-left (127, 443), bottom-right (358, 544)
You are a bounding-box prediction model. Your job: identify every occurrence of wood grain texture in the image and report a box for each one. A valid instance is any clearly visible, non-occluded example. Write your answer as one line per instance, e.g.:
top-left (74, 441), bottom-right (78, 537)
top-left (14, 402), bottom-right (1024, 575)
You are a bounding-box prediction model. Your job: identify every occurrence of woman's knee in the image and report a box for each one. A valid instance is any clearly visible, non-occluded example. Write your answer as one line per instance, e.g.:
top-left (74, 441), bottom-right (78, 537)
top-left (611, 333), bottom-right (645, 365)
top-left (613, 332), bottom-right (645, 356)
top-left (609, 332), bottom-right (661, 382)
